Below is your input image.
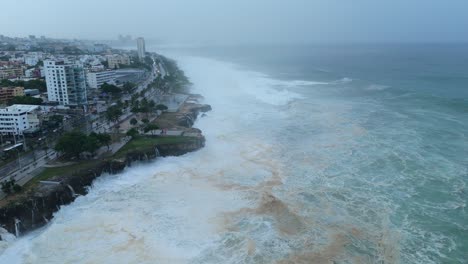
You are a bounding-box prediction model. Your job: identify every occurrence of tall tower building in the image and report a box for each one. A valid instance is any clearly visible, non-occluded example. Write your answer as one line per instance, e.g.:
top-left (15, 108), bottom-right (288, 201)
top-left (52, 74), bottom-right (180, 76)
top-left (137, 37), bottom-right (146, 60)
top-left (44, 60), bottom-right (87, 106)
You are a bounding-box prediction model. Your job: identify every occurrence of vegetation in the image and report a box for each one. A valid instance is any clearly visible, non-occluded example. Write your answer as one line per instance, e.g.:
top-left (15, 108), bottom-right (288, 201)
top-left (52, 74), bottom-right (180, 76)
top-left (1, 179), bottom-right (22, 195)
top-left (122, 82), bottom-right (136, 93)
top-left (62, 46), bottom-right (84, 55)
top-left (160, 56), bottom-right (191, 93)
top-left (126, 128), bottom-right (139, 138)
top-left (130, 118), bottom-right (138, 126)
top-left (0, 79), bottom-right (47, 92)
top-left (8, 96), bottom-right (43, 106)
top-left (114, 136), bottom-right (196, 159)
top-left (54, 132), bottom-right (112, 159)
top-left (101, 83), bottom-right (122, 97)
top-left (23, 160), bottom-right (103, 190)
top-left (131, 98), bottom-right (156, 115)
top-left (42, 115), bottom-right (64, 130)
top-left (143, 123), bottom-right (159, 134)
top-left (105, 105), bottom-right (123, 123)
top-left (156, 104), bottom-right (168, 111)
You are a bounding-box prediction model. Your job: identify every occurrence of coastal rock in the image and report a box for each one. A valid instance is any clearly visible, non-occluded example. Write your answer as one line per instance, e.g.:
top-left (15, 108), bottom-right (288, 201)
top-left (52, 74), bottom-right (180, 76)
top-left (0, 137), bottom-right (205, 236)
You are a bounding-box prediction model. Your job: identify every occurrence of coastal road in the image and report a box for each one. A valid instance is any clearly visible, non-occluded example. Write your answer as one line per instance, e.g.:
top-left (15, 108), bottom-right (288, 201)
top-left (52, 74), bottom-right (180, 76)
top-left (0, 150), bottom-right (57, 199)
top-left (0, 150), bottom-right (49, 180)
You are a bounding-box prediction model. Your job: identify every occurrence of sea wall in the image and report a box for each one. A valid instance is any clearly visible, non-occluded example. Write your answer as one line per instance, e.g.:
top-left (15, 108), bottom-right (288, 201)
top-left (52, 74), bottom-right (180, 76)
top-left (0, 136), bottom-right (205, 237)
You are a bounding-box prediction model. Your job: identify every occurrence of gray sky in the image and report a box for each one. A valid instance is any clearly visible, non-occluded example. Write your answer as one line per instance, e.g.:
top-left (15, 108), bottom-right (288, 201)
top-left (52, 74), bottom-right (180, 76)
top-left (1, 0), bottom-right (468, 44)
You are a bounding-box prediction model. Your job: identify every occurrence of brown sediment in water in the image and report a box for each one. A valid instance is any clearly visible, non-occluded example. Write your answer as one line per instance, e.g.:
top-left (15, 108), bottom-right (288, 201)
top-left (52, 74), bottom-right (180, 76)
top-left (276, 233), bottom-right (349, 264)
top-left (222, 192), bottom-right (306, 236)
top-left (246, 238), bottom-right (256, 256)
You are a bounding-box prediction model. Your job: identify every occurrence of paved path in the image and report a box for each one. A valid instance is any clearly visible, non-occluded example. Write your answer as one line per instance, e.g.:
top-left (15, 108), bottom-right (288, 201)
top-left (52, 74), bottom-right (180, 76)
top-left (95, 136), bottom-right (131, 157)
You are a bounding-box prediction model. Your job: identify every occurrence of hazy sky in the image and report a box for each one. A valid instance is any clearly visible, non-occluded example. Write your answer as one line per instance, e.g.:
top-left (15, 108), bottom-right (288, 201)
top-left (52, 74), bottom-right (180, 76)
top-left (1, 0), bottom-right (468, 44)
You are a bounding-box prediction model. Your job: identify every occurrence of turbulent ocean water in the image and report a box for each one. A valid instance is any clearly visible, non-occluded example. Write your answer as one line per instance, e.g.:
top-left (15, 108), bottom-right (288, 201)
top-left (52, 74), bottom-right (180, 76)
top-left (1, 44), bottom-right (467, 263)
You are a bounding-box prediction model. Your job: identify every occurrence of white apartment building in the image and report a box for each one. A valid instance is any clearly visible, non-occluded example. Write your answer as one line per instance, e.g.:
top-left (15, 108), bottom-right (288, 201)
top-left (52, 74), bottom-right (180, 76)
top-left (0, 104), bottom-right (41, 135)
top-left (44, 60), bottom-right (87, 106)
top-left (24, 55), bottom-right (40, 66)
top-left (137, 37), bottom-right (146, 60)
top-left (86, 70), bottom-right (116, 89)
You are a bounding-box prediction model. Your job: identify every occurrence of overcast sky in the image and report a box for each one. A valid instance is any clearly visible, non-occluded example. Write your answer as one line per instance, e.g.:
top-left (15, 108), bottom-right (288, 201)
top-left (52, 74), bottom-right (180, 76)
top-left (1, 0), bottom-right (468, 44)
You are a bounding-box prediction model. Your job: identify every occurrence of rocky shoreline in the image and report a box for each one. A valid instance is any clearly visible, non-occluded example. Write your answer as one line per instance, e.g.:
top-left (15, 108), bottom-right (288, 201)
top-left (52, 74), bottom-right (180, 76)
top-left (0, 100), bottom-right (211, 237)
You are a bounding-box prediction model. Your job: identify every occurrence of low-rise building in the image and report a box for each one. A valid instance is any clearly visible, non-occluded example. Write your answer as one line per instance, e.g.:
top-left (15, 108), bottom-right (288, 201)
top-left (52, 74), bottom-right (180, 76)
top-left (0, 66), bottom-right (23, 79)
top-left (24, 89), bottom-right (40, 97)
top-left (0, 87), bottom-right (24, 104)
top-left (106, 54), bottom-right (130, 69)
top-left (0, 104), bottom-right (41, 135)
top-left (24, 68), bottom-right (42, 78)
top-left (86, 69), bottom-right (116, 89)
top-left (24, 55), bottom-right (40, 66)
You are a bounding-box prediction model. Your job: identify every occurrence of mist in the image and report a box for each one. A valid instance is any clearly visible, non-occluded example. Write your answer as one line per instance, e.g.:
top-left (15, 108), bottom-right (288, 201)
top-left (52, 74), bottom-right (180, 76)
top-left (1, 0), bottom-right (468, 45)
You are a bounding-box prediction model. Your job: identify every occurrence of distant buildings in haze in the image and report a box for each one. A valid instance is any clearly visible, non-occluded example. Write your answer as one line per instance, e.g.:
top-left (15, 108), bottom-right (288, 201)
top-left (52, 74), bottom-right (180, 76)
top-left (106, 54), bottom-right (130, 69)
top-left (137, 37), bottom-right (146, 60)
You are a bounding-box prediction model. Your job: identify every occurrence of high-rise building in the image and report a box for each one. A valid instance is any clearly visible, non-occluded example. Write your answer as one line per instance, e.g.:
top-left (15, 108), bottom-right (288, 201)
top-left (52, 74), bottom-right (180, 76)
top-left (137, 37), bottom-right (146, 60)
top-left (44, 60), bottom-right (87, 106)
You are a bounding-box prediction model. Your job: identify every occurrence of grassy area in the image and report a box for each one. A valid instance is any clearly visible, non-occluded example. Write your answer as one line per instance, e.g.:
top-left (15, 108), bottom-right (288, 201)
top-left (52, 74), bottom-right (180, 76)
top-left (113, 136), bottom-right (195, 159)
top-left (23, 160), bottom-right (103, 190)
top-left (3, 135), bottom-right (197, 202)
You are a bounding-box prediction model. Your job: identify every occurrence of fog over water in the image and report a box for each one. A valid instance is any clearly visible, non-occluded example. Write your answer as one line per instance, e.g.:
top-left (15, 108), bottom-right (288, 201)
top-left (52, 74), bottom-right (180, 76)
top-left (2, 0), bottom-right (468, 44)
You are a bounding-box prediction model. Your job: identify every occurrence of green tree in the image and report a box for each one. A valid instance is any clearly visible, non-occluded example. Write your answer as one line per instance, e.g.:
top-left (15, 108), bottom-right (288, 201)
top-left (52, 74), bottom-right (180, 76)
top-left (1, 179), bottom-right (15, 195)
top-left (126, 128), bottom-right (139, 138)
top-left (105, 105), bottom-right (123, 123)
top-left (8, 96), bottom-right (43, 106)
top-left (144, 123), bottom-right (159, 135)
top-left (101, 83), bottom-right (122, 96)
top-left (96, 133), bottom-right (111, 150)
top-left (12, 184), bottom-right (22, 193)
top-left (55, 132), bottom-right (88, 159)
top-left (123, 82), bottom-right (136, 93)
top-left (130, 118), bottom-right (138, 126)
top-left (84, 134), bottom-right (101, 155)
top-left (156, 104), bottom-right (168, 111)
top-left (141, 118), bottom-right (149, 124)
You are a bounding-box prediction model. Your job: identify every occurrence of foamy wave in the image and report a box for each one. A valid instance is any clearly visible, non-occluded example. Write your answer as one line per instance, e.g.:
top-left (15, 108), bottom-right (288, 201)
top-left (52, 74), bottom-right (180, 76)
top-left (171, 56), bottom-right (306, 106)
top-left (332, 77), bottom-right (353, 84)
top-left (269, 79), bottom-right (330, 87)
top-left (366, 84), bottom-right (390, 91)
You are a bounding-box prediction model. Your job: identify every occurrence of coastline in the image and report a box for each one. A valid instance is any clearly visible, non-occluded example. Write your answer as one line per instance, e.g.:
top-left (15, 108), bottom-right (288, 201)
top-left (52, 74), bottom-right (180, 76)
top-left (0, 56), bottom-right (212, 238)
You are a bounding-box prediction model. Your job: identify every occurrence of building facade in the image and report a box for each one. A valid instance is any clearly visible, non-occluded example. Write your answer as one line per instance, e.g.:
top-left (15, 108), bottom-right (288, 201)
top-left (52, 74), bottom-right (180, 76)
top-left (0, 87), bottom-right (24, 104)
top-left (86, 70), bottom-right (116, 89)
top-left (137, 37), bottom-right (146, 60)
top-left (44, 60), bottom-right (87, 106)
top-left (0, 104), bottom-right (41, 135)
top-left (0, 66), bottom-right (24, 79)
top-left (106, 54), bottom-right (130, 69)
top-left (24, 55), bottom-right (40, 66)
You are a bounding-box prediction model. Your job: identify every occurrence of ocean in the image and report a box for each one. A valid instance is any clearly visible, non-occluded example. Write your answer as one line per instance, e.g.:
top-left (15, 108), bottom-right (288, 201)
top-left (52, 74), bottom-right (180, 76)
top-left (1, 44), bottom-right (467, 263)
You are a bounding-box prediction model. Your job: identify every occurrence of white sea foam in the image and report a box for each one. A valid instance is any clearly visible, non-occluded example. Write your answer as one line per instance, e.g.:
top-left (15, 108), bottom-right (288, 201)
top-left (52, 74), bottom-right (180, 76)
top-left (366, 84), bottom-right (391, 91)
top-left (0, 56), bottom-right (325, 263)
